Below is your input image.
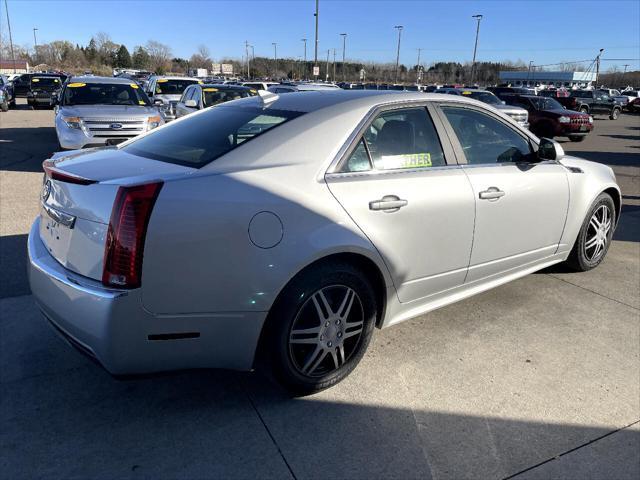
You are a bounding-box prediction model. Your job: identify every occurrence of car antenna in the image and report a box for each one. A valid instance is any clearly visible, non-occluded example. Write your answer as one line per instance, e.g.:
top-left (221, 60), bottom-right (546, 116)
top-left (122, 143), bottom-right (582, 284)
top-left (257, 89), bottom-right (278, 105)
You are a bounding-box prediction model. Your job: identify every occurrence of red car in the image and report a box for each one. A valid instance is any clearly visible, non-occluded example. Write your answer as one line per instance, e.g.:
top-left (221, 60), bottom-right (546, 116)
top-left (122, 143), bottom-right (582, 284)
top-left (629, 97), bottom-right (640, 113)
top-left (503, 94), bottom-right (593, 142)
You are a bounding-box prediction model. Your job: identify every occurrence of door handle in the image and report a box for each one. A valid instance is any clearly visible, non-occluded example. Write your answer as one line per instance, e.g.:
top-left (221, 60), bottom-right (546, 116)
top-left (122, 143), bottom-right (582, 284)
top-left (369, 195), bottom-right (408, 212)
top-left (479, 187), bottom-right (505, 201)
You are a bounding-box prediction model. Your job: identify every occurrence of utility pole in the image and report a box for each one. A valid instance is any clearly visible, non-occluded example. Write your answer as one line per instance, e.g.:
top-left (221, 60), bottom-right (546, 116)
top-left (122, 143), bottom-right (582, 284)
top-left (325, 48), bottom-right (330, 81)
top-left (622, 64), bottom-right (630, 85)
top-left (272, 42), bottom-right (278, 78)
top-left (470, 14), bottom-right (483, 84)
top-left (245, 40), bottom-right (250, 78)
top-left (33, 27), bottom-right (38, 63)
top-left (4, 0), bottom-right (17, 73)
top-left (527, 60), bottom-right (533, 84)
top-left (416, 48), bottom-right (422, 84)
top-left (595, 48), bottom-right (604, 87)
top-left (340, 33), bottom-right (347, 82)
top-left (332, 48), bottom-right (336, 82)
top-left (301, 38), bottom-right (307, 79)
top-left (394, 25), bottom-right (403, 84)
top-left (314, 0), bottom-right (319, 79)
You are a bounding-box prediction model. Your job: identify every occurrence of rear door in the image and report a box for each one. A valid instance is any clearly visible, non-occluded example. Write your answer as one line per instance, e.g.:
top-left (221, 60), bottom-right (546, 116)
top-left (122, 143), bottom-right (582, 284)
top-left (326, 104), bottom-right (475, 303)
top-left (436, 102), bottom-right (569, 283)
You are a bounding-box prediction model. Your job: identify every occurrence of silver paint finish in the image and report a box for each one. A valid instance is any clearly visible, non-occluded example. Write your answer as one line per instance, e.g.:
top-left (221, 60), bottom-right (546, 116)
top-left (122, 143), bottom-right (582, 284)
top-left (28, 91), bottom-right (620, 374)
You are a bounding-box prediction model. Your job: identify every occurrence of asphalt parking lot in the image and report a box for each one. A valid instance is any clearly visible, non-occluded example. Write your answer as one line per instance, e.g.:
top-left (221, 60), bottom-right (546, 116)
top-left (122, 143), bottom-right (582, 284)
top-left (1, 100), bottom-right (639, 479)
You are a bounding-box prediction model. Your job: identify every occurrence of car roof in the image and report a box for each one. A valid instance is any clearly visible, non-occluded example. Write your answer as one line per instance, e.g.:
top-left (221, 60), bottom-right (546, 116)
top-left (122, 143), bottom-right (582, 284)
top-left (200, 84), bottom-right (252, 90)
top-left (68, 76), bottom-right (137, 84)
top-left (150, 76), bottom-right (196, 81)
top-left (229, 90), bottom-right (481, 114)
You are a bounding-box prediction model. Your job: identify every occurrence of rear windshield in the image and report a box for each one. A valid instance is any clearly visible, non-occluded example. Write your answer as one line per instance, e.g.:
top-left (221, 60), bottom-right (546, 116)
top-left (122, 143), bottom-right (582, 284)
top-left (123, 105), bottom-right (303, 167)
top-left (202, 87), bottom-right (256, 107)
top-left (530, 97), bottom-right (564, 110)
top-left (466, 91), bottom-right (501, 105)
top-left (62, 82), bottom-right (151, 106)
top-left (570, 91), bottom-right (592, 98)
top-left (154, 79), bottom-right (199, 95)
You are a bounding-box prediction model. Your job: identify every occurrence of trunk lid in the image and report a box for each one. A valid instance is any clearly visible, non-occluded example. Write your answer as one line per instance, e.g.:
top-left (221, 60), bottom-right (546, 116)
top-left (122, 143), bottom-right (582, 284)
top-left (39, 147), bottom-right (195, 280)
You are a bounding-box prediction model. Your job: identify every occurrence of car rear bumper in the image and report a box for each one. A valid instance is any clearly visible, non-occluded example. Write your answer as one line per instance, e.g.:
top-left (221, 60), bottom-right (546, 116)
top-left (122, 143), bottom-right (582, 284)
top-left (28, 218), bottom-right (267, 374)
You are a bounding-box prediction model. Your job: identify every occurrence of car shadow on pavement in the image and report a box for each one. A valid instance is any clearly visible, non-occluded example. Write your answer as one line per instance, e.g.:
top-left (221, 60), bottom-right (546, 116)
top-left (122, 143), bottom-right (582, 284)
top-left (0, 127), bottom-right (59, 173)
top-left (598, 134), bottom-right (640, 141)
top-left (1, 350), bottom-right (638, 480)
top-left (0, 234), bottom-right (29, 299)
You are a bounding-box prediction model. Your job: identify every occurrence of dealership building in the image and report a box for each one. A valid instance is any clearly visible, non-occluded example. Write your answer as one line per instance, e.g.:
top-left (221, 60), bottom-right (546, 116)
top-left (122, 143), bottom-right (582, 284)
top-left (499, 71), bottom-right (597, 89)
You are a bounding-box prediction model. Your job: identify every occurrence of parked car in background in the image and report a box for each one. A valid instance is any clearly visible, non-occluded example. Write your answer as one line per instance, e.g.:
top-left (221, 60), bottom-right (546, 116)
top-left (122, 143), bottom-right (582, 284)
top-left (242, 81), bottom-right (278, 91)
top-left (267, 82), bottom-right (341, 93)
top-left (629, 97), bottom-right (640, 113)
top-left (538, 88), bottom-right (570, 98)
top-left (557, 90), bottom-right (623, 119)
top-left (145, 76), bottom-right (201, 121)
top-left (29, 90), bottom-right (619, 394)
top-left (11, 72), bottom-right (68, 97)
top-left (27, 75), bottom-right (64, 109)
top-left (503, 94), bottom-right (593, 142)
top-left (0, 75), bottom-right (14, 111)
top-left (54, 76), bottom-right (163, 150)
top-left (175, 84), bottom-right (257, 118)
top-left (436, 88), bottom-right (530, 129)
top-left (618, 90), bottom-right (638, 109)
top-left (487, 86), bottom-right (536, 99)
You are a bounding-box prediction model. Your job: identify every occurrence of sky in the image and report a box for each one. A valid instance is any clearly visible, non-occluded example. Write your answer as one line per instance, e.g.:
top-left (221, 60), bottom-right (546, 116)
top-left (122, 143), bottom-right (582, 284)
top-left (2, 0), bottom-right (639, 71)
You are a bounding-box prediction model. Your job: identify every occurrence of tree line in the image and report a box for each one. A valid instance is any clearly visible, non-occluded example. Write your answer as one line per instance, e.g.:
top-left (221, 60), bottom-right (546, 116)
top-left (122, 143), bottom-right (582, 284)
top-left (1, 32), bottom-right (635, 86)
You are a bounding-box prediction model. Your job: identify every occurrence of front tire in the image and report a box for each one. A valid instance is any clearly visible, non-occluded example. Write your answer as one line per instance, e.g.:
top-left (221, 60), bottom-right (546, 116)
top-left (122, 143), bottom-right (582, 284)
top-left (0, 101), bottom-right (8, 112)
top-left (609, 108), bottom-right (620, 120)
top-left (265, 261), bottom-right (377, 395)
top-left (565, 193), bottom-right (615, 271)
top-left (579, 106), bottom-right (589, 114)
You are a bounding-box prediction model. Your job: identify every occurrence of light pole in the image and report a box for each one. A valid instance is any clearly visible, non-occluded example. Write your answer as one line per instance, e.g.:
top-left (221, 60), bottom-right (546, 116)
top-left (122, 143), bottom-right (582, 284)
top-left (314, 0), bottom-right (319, 79)
top-left (622, 64), bottom-right (630, 85)
top-left (340, 33), bottom-right (347, 81)
top-left (245, 40), bottom-right (250, 78)
top-left (595, 48), bottom-right (604, 87)
top-left (33, 27), bottom-right (38, 63)
top-left (416, 48), bottom-right (422, 84)
top-left (301, 38), bottom-right (307, 79)
top-left (325, 48), bottom-right (330, 81)
top-left (394, 25), bottom-right (403, 84)
top-left (527, 60), bottom-right (534, 84)
top-left (470, 14), bottom-right (483, 85)
top-left (332, 48), bottom-right (336, 82)
top-left (272, 42), bottom-right (278, 78)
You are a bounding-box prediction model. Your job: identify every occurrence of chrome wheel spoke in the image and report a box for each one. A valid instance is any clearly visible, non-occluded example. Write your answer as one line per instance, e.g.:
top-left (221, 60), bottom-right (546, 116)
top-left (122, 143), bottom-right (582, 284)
top-left (343, 325), bottom-right (363, 340)
top-left (337, 288), bottom-right (355, 320)
top-left (589, 217), bottom-right (600, 231)
top-left (311, 290), bottom-right (333, 321)
top-left (337, 344), bottom-right (346, 365)
top-left (302, 346), bottom-right (327, 375)
top-left (585, 235), bottom-right (598, 249)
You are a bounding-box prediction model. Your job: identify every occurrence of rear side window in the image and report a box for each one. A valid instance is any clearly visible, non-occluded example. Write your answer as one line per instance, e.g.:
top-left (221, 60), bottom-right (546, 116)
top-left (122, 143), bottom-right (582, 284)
top-left (340, 107), bottom-right (446, 173)
top-left (123, 105), bottom-right (303, 167)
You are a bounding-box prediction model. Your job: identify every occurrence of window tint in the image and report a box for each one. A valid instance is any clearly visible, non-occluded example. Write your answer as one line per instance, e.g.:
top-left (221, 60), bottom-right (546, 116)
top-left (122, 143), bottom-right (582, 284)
top-left (442, 107), bottom-right (532, 164)
top-left (363, 107), bottom-right (445, 170)
top-left (123, 106), bottom-right (303, 167)
top-left (342, 139), bottom-right (372, 172)
top-left (180, 86), bottom-right (192, 103)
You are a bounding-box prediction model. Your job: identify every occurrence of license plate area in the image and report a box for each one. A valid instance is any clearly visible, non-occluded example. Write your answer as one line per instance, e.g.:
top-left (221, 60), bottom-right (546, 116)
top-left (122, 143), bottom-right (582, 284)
top-left (579, 125), bottom-right (587, 132)
top-left (106, 138), bottom-right (126, 146)
top-left (39, 209), bottom-right (74, 266)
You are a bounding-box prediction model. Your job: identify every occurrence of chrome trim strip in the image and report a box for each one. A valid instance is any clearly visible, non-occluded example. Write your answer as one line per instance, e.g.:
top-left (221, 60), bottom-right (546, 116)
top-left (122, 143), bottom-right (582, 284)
top-left (42, 202), bottom-right (76, 229)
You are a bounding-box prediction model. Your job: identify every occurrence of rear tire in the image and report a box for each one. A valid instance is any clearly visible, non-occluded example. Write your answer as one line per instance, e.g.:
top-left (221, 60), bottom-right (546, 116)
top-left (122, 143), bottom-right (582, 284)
top-left (568, 136), bottom-right (586, 142)
top-left (565, 193), bottom-right (615, 272)
top-left (579, 106), bottom-right (589, 114)
top-left (264, 261), bottom-right (377, 395)
top-left (609, 108), bottom-right (620, 120)
top-left (0, 101), bottom-right (8, 112)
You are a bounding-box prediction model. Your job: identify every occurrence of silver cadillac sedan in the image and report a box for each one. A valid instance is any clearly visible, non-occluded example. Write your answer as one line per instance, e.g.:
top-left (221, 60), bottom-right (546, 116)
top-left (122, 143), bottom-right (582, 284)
top-left (29, 90), bottom-right (620, 394)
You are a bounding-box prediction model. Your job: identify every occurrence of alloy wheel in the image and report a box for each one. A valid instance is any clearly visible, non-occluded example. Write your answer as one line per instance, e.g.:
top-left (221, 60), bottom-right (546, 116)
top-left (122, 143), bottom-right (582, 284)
top-left (288, 285), bottom-right (364, 378)
top-left (584, 205), bottom-right (612, 262)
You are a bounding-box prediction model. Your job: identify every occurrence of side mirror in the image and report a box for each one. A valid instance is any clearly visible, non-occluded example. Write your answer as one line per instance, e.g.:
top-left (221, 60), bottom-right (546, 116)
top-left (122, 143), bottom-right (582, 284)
top-left (184, 99), bottom-right (198, 108)
top-left (538, 138), bottom-right (564, 161)
top-left (501, 100), bottom-right (506, 105)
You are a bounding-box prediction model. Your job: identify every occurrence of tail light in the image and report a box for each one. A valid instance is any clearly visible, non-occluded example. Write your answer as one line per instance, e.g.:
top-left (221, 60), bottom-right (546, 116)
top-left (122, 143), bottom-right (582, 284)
top-left (102, 182), bottom-right (163, 289)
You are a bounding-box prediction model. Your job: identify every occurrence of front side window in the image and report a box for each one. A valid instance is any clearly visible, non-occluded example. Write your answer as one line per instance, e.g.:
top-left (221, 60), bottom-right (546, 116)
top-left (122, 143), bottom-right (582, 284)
top-left (123, 105), bottom-right (303, 167)
top-left (442, 106), bottom-right (532, 165)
